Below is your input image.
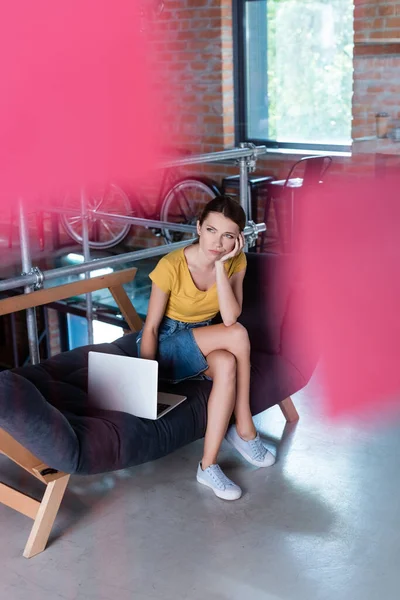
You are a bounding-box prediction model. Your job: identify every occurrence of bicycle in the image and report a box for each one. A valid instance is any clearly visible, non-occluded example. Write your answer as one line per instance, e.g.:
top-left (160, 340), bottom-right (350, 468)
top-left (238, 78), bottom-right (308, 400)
top-left (60, 157), bottom-right (221, 249)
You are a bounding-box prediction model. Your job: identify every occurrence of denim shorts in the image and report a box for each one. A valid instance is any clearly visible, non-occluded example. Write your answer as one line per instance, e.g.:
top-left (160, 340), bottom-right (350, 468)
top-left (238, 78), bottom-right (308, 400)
top-left (136, 316), bottom-right (212, 384)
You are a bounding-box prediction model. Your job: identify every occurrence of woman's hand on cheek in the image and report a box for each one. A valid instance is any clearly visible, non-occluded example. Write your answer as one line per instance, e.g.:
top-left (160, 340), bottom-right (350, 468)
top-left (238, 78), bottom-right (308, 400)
top-left (216, 235), bottom-right (243, 264)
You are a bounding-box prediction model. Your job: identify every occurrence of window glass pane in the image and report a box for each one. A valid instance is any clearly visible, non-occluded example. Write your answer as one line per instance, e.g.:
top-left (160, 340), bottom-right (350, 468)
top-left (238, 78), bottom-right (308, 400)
top-left (67, 314), bottom-right (124, 349)
top-left (245, 0), bottom-right (353, 146)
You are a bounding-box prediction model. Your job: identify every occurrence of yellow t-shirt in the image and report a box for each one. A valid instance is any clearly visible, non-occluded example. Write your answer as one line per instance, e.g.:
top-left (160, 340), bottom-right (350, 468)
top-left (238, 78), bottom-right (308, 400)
top-left (149, 247), bottom-right (247, 323)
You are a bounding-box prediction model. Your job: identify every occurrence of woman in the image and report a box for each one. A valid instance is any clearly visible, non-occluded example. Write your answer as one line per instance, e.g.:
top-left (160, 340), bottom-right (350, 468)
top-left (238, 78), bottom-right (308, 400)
top-left (137, 195), bottom-right (275, 501)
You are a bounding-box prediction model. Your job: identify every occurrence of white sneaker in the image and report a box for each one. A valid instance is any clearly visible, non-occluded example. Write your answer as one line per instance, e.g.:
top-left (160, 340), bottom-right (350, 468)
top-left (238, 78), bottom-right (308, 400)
top-left (225, 425), bottom-right (276, 467)
top-left (196, 463), bottom-right (242, 501)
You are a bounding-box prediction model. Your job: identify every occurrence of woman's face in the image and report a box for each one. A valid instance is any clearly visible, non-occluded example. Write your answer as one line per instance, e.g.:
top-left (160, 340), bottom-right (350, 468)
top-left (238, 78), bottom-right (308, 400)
top-left (197, 211), bottom-right (240, 260)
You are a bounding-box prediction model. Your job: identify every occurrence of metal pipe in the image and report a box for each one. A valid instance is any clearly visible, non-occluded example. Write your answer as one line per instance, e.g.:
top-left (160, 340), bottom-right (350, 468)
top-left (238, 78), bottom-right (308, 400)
top-left (0, 239), bottom-right (190, 292)
top-left (75, 211), bottom-right (198, 233)
top-left (238, 144), bottom-right (251, 251)
top-left (161, 145), bottom-right (267, 168)
top-left (18, 199), bottom-right (40, 364)
top-left (80, 189), bottom-right (94, 345)
top-left (239, 157), bottom-right (250, 220)
top-left (0, 223), bottom-right (266, 293)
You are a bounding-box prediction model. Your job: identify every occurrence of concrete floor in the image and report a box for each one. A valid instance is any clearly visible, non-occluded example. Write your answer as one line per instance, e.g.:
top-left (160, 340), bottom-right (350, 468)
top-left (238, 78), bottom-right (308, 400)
top-left (1, 372), bottom-right (400, 600)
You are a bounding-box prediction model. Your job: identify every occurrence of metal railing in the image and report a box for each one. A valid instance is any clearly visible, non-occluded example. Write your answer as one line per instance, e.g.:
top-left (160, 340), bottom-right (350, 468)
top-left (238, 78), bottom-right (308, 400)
top-left (1, 144), bottom-right (268, 365)
top-left (0, 223), bottom-right (265, 295)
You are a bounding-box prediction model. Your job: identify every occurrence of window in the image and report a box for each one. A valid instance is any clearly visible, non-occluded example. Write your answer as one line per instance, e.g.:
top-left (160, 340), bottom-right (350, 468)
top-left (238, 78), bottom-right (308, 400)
top-left (67, 314), bottom-right (124, 349)
top-left (233, 0), bottom-right (353, 151)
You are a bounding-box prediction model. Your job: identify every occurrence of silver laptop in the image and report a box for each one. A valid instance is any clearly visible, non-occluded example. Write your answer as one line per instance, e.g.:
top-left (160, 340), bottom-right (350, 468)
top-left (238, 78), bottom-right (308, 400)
top-left (88, 351), bottom-right (187, 420)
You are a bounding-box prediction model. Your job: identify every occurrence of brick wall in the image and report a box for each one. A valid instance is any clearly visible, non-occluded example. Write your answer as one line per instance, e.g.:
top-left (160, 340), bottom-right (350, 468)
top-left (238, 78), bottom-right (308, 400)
top-left (119, 0), bottom-right (237, 250)
top-left (2, 2), bottom-right (399, 254)
top-left (354, 0), bottom-right (400, 42)
top-left (1, 0), bottom-right (399, 250)
top-left (144, 0), bottom-right (400, 177)
top-left (47, 308), bottom-right (62, 357)
top-left (352, 1), bottom-right (400, 173)
top-left (53, 0), bottom-right (400, 252)
top-left (127, 0), bottom-right (400, 254)
top-left (148, 0), bottom-right (234, 155)
top-left (2, 0), bottom-right (399, 351)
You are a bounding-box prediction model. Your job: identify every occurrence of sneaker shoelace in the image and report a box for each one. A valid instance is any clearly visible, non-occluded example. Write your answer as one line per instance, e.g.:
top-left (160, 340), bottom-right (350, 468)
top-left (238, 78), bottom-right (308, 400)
top-left (248, 435), bottom-right (268, 461)
top-left (208, 464), bottom-right (234, 490)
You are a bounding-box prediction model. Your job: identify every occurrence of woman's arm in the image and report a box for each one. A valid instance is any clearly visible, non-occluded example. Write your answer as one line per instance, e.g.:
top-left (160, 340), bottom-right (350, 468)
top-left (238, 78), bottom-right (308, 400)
top-left (215, 263), bottom-right (246, 327)
top-left (215, 234), bottom-right (246, 327)
top-left (140, 283), bottom-right (169, 360)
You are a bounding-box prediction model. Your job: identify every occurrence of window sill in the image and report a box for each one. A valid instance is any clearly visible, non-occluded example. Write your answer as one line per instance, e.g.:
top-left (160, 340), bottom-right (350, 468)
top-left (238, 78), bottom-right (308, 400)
top-left (352, 137), bottom-right (400, 155)
top-left (262, 147), bottom-right (352, 159)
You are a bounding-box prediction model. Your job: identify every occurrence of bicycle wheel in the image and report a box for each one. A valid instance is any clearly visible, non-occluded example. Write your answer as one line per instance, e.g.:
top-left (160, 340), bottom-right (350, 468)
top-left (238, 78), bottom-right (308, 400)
top-left (160, 178), bottom-right (220, 243)
top-left (61, 183), bottom-right (132, 249)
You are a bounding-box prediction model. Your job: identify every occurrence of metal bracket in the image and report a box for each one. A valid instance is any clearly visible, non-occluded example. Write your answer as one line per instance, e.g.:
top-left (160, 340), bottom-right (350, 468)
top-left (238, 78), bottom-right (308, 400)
top-left (245, 220), bottom-right (258, 248)
top-left (237, 142), bottom-right (258, 173)
top-left (21, 267), bottom-right (45, 291)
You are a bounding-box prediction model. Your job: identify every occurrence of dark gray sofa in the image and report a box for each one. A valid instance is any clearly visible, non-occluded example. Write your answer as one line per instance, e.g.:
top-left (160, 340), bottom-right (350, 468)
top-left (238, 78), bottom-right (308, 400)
top-left (0, 252), bottom-right (317, 475)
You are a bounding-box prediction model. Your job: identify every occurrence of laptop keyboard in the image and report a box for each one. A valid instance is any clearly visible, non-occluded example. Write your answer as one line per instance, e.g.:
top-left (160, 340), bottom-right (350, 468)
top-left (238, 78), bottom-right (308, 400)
top-left (157, 403), bottom-right (170, 416)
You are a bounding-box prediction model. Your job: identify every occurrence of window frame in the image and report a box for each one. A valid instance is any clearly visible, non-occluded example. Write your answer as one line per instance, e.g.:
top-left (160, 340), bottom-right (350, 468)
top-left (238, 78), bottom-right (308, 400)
top-left (232, 0), bottom-right (352, 153)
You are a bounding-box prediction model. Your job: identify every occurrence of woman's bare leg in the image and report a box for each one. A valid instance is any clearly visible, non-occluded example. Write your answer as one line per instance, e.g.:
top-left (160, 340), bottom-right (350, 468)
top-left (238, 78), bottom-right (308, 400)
top-left (193, 323), bottom-right (256, 441)
top-left (201, 350), bottom-right (236, 469)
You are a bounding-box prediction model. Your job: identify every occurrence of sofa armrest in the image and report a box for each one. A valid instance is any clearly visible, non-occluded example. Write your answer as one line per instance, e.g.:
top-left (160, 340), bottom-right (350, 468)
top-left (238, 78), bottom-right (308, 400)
top-left (280, 284), bottom-right (319, 386)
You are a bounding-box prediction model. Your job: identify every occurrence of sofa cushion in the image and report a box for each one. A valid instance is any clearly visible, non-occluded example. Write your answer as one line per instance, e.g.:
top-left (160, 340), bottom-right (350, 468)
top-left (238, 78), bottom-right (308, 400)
top-left (1, 362), bottom-right (211, 475)
top-left (0, 370), bottom-right (80, 473)
top-left (1, 350), bottom-right (302, 476)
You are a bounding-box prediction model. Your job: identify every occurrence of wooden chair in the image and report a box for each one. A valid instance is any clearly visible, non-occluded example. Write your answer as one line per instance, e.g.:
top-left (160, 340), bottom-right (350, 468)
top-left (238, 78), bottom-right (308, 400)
top-left (0, 430), bottom-right (71, 558)
top-left (0, 267), bottom-right (142, 558)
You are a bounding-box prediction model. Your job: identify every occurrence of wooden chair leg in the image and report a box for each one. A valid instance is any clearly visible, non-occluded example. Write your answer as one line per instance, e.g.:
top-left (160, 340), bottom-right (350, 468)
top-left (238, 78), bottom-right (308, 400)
top-left (23, 474), bottom-right (70, 559)
top-left (279, 397), bottom-right (299, 423)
